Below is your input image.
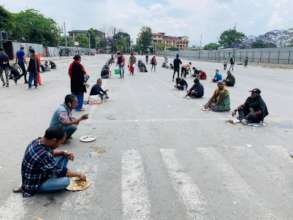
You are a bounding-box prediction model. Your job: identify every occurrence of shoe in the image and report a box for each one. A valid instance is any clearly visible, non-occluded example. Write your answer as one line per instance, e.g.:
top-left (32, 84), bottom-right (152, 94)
top-left (6, 84), bottom-right (9, 88)
top-left (12, 186), bottom-right (22, 193)
top-left (2, 83), bottom-right (5, 87)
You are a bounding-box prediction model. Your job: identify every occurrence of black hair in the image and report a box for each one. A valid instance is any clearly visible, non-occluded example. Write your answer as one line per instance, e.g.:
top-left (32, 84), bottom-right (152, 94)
top-left (194, 78), bottom-right (199, 83)
top-left (0, 48), bottom-right (3, 51)
top-left (64, 94), bottom-right (76, 106)
top-left (73, 55), bottom-right (81, 61)
top-left (44, 127), bottom-right (65, 140)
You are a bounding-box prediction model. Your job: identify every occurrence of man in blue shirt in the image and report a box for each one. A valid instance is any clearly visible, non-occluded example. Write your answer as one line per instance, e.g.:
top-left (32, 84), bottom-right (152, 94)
top-left (16, 45), bottom-right (28, 83)
top-left (50, 94), bottom-right (88, 140)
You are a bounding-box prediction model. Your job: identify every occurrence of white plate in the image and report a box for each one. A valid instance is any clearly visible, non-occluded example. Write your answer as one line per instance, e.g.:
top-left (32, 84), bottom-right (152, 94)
top-left (80, 135), bottom-right (96, 143)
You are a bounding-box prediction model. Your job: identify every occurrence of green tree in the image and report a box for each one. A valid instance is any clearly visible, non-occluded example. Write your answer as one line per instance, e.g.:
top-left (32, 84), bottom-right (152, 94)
top-left (218, 29), bottom-right (246, 48)
top-left (154, 42), bottom-right (165, 51)
top-left (137, 26), bottom-right (152, 52)
top-left (251, 39), bottom-right (276, 48)
top-left (203, 43), bottom-right (219, 50)
top-left (0, 6), bottom-right (12, 31)
top-left (9, 9), bottom-right (60, 46)
top-left (113, 32), bottom-right (131, 52)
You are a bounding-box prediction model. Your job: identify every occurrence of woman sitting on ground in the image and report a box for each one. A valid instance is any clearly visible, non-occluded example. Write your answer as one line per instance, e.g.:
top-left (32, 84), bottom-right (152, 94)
top-left (204, 81), bottom-right (230, 112)
top-left (212, 69), bottom-right (222, 82)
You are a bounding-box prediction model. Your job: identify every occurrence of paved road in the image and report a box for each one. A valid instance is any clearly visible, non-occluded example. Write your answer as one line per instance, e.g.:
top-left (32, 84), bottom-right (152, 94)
top-left (0, 55), bottom-right (293, 220)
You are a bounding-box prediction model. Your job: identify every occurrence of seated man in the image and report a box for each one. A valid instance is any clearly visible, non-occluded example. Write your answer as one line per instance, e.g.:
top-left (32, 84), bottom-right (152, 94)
top-left (186, 78), bottom-right (204, 98)
top-left (138, 60), bottom-right (148, 72)
top-left (224, 71), bottom-right (235, 87)
top-left (101, 64), bottom-right (110, 79)
top-left (16, 127), bottom-right (86, 197)
top-left (50, 94), bottom-right (88, 139)
top-left (204, 81), bottom-right (230, 112)
top-left (212, 69), bottom-right (222, 82)
top-left (232, 88), bottom-right (268, 124)
top-left (192, 67), bottom-right (200, 77)
top-left (50, 60), bottom-right (57, 69)
top-left (89, 78), bottom-right (109, 102)
top-left (175, 77), bottom-right (188, 91)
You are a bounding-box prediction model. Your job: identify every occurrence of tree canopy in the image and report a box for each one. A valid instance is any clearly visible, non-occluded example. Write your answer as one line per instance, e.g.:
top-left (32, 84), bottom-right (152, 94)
top-left (219, 29), bottom-right (246, 48)
top-left (137, 26), bottom-right (152, 52)
top-left (203, 43), bottom-right (220, 50)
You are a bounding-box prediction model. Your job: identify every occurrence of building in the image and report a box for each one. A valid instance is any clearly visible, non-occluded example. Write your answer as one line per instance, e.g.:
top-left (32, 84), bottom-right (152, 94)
top-left (152, 32), bottom-right (189, 50)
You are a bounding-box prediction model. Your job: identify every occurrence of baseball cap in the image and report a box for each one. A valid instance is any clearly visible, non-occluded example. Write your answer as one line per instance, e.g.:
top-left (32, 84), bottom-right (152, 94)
top-left (250, 88), bottom-right (261, 94)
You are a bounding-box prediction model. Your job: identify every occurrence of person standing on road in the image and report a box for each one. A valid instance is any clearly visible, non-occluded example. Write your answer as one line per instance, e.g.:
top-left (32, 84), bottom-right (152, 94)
top-left (128, 52), bottom-right (136, 76)
top-left (145, 53), bottom-right (149, 64)
top-left (150, 55), bottom-right (157, 72)
top-left (244, 56), bottom-right (248, 67)
top-left (229, 57), bottom-right (235, 71)
top-left (16, 45), bottom-right (28, 83)
top-left (117, 52), bottom-right (125, 79)
top-left (173, 54), bottom-right (182, 81)
top-left (27, 50), bottom-right (39, 89)
top-left (0, 47), bottom-right (10, 87)
top-left (15, 127), bottom-right (87, 197)
top-left (50, 94), bottom-right (88, 139)
top-left (68, 55), bottom-right (88, 111)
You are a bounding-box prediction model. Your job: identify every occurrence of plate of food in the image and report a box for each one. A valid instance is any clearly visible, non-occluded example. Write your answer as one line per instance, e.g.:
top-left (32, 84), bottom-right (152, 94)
top-left (66, 177), bottom-right (91, 191)
top-left (80, 135), bottom-right (96, 143)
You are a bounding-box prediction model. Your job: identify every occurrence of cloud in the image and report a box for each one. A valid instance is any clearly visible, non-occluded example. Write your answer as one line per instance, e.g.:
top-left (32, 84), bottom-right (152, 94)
top-left (1, 0), bottom-right (293, 45)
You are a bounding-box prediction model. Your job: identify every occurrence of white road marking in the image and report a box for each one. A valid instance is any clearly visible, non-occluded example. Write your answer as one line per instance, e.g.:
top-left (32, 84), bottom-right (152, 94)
top-left (196, 147), bottom-right (278, 220)
top-left (160, 149), bottom-right (207, 220)
top-left (122, 149), bottom-right (151, 220)
top-left (0, 193), bottom-right (26, 220)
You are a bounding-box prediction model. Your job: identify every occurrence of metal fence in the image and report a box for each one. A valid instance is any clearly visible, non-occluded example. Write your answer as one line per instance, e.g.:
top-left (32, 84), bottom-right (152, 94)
top-left (158, 47), bottom-right (293, 65)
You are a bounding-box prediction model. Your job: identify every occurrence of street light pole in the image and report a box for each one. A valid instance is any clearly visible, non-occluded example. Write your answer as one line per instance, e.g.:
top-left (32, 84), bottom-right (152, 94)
top-left (88, 32), bottom-right (91, 49)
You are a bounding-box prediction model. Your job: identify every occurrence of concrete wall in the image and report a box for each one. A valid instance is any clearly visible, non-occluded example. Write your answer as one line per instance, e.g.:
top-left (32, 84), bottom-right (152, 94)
top-left (158, 47), bottom-right (293, 65)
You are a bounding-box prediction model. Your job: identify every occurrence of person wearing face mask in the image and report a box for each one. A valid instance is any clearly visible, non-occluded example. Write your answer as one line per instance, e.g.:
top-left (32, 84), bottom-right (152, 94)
top-left (50, 94), bottom-right (88, 140)
top-left (204, 81), bottom-right (230, 112)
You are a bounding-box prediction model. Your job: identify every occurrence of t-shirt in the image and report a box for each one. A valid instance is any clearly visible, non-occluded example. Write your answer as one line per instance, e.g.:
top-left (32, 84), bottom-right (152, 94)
top-left (16, 49), bottom-right (25, 63)
top-left (90, 84), bottom-right (107, 96)
top-left (50, 104), bottom-right (73, 127)
top-left (173, 58), bottom-right (182, 70)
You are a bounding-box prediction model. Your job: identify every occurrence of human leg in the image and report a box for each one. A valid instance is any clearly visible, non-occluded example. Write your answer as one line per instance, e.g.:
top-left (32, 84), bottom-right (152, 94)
top-left (63, 125), bottom-right (77, 138)
top-left (18, 62), bottom-right (27, 83)
top-left (28, 72), bottom-right (33, 88)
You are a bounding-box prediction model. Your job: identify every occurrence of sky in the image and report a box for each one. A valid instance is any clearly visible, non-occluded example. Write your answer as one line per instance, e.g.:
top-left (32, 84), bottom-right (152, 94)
top-left (1, 0), bottom-right (293, 45)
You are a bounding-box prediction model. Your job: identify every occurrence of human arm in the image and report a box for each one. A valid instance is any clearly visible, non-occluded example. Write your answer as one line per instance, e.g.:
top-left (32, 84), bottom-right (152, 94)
top-left (59, 111), bottom-right (88, 126)
top-left (53, 149), bottom-right (75, 161)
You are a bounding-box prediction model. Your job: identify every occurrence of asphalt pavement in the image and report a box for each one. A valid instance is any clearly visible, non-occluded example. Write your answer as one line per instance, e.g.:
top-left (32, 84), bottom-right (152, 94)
top-left (0, 54), bottom-right (293, 220)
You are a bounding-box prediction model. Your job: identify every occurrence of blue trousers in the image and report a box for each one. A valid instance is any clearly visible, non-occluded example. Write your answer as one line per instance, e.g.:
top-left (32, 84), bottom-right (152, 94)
top-left (28, 71), bottom-right (38, 88)
top-left (63, 125), bottom-right (77, 138)
top-left (73, 93), bottom-right (84, 111)
top-left (39, 156), bottom-right (70, 192)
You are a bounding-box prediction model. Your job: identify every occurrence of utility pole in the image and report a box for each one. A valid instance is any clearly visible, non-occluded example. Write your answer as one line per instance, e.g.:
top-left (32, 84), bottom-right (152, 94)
top-left (63, 22), bottom-right (68, 47)
top-left (88, 32), bottom-right (91, 49)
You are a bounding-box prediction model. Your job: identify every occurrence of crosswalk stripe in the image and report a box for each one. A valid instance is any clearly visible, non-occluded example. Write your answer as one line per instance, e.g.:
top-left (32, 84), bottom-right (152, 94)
top-left (122, 149), bottom-right (151, 220)
top-left (160, 148), bottom-right (207, 220)
top-left (0, 193), bottom-right (25, 220)
top-left (196, 147), bottom-right (278, 220)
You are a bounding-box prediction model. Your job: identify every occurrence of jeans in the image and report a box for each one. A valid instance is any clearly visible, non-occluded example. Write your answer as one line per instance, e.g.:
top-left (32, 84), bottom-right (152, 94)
top-left (0, 66), bottom-right (9, 86)
top-left (73, 93), bottom-right (84, 111)
top-left (39, 156), bottom-right (70, 192)
top-left (63, 125), bottom-right (77, 138)
top-left (119, 65), bottom-right (124, 79)
top-left (18, 62), bottom-right (27, 83)
top-left (28, 71), bottom-right (38, 88)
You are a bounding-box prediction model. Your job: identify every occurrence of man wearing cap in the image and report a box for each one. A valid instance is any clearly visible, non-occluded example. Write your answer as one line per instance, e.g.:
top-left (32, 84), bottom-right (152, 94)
top-left (232, 88), bottom-right (268, 124)
top-left (16, 45), bottom-right (28, 83)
